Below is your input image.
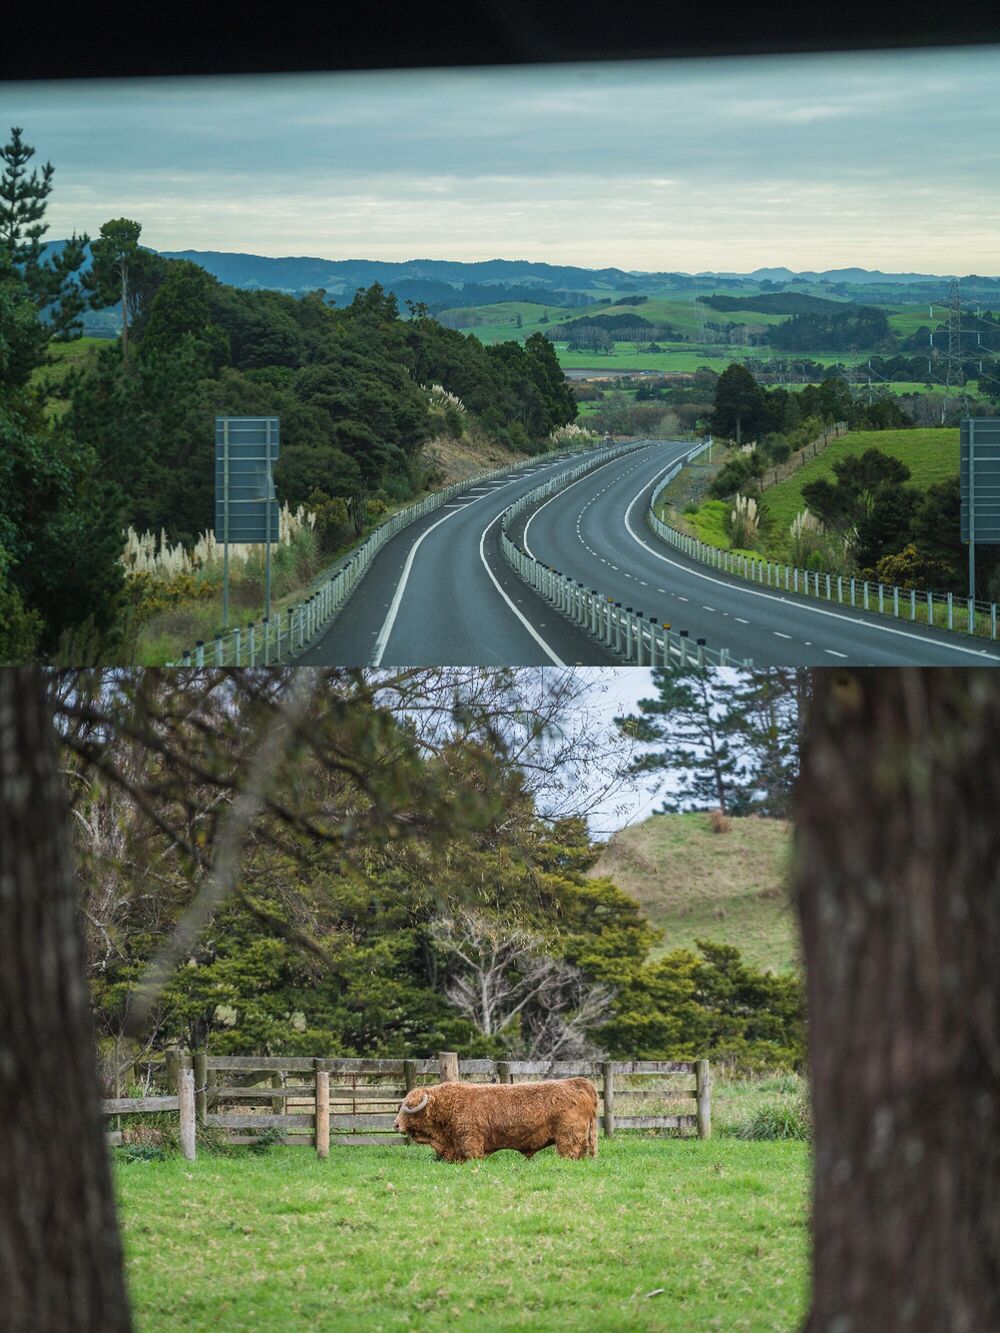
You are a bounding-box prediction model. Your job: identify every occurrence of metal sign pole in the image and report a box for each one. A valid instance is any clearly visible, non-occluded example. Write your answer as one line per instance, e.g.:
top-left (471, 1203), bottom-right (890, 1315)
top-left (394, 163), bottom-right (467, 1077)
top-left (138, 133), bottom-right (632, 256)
top-left (264, 416), bottom-right (273, 627)
top-left (222, 418), bottom-right (230, 629)
top-left (968, 418), bottom-right (976, 603)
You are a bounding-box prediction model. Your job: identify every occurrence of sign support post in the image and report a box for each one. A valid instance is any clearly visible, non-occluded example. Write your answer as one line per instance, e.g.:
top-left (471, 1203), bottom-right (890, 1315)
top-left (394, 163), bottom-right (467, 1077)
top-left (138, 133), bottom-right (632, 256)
top-left (968, 418), bottom-right (976, 604)
top-left (222, 418), bottom-right (231, 630)
top-left (265, 416), bottom-right (274, 627)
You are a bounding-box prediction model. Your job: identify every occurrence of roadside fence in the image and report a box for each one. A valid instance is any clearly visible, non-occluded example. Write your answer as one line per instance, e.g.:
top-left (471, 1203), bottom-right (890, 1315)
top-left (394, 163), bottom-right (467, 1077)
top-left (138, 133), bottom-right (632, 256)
top-left (499, 437), bottom-right (752, 667)
top-left (648, 451), bottom-right (1000, 645)
top-left (102, 1051), bottom-right (711, 1160)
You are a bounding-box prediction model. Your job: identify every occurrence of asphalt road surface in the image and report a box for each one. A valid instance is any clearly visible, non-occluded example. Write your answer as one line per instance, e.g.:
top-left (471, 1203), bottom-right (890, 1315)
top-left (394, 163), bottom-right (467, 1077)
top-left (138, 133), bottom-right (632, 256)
top-left (505, 440), bottom-right (1000, 667)
top-left (299, 450), bottom-right (622, 666)
top-left (301, 438), bottom-right (1000, 668)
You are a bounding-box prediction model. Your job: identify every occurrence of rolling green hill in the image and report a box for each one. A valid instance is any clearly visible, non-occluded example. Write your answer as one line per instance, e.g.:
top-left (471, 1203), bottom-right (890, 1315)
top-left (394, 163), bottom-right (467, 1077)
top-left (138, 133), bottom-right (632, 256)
top-left (759, 427), bottom-right (959, 544)
top-left (591, 812), bottom-right (797, 973)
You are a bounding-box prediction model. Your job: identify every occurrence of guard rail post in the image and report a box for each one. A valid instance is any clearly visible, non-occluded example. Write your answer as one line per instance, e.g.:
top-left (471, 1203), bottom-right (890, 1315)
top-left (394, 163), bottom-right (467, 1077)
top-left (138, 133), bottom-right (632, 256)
top-left (248, 622), bottom-right (256, 667)
top-left (635, 613), bottom-right (645, 665)
top-left (214, 634), bottom-right (223, 665)
top-left (624, 609), bottom-right (633, 660)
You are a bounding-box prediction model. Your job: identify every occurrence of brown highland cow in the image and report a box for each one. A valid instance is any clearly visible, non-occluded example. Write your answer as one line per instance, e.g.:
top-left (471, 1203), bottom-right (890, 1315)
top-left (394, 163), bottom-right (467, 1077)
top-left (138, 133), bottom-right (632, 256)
top-left (393, 1077), bottom-right (599, 1162)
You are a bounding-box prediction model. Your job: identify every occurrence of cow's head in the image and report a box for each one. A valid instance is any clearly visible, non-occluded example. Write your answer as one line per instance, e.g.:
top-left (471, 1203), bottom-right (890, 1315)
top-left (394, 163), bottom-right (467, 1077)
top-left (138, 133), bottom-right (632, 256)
top-left (394, 1087), bottom-right (433, 1139)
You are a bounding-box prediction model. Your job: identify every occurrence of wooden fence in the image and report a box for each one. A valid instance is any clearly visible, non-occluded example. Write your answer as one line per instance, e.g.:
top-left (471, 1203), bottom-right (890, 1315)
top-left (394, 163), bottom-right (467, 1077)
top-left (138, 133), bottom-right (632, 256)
top-left (102, 1052), bottom-right (711, 1160)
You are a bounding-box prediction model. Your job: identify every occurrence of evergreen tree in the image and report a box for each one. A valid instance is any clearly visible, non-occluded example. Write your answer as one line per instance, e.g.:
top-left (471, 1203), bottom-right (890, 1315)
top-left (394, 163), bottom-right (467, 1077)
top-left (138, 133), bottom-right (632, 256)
top-left (0, 126), bottom-right (89, 340)
top-left (711, 362), bottom-right (766, 443)
top-left (615, 667), bottom-right (803, 818)
top-left (0, 265), bottom-right (125, 659)
top-left (83, 218), bottom-right (145, 359)
top-left (614, 667), bottom-right (748, 815)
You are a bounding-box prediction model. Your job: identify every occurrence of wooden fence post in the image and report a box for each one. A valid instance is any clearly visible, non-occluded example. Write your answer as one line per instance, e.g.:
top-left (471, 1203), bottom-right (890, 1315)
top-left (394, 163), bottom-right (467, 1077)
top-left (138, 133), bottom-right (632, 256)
top-left (271, 1070), bottom-right (284, 1115)
top-left (178, 1066), bottom-right (196, 1160)
top-left (439, 1051), bottom-right (459, 1083)
top-left (600, 1061), bottom-right (614, 1138)
top-left (497, 1060), bottom-right (513, 1085)
top-left (315, 1064), bottom-right (329, 1160)
top-left (194, 1050), bottom-right (207, 1124)
top-left (164, 1046), bottom-right (179, 1095)
top-left (696, 1059), bottom-right (712, 1140)
top-left (402, 1059), bottom-right (417, 1092)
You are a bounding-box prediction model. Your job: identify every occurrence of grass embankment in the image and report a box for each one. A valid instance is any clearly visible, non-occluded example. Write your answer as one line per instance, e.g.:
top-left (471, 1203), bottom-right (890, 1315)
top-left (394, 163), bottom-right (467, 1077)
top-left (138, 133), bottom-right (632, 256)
top-left (664, 429), bottom-right (959, 566)
top-left (115, 1129), bottom-right (809, 1331)
top-left (590, 813), bottom-right (796, 974)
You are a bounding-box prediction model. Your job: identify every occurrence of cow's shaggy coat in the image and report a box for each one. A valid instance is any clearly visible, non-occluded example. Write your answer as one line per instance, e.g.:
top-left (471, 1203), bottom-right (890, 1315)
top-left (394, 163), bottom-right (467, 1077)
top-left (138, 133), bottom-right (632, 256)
top-left (393, 1077), bottom-right (599, 1162)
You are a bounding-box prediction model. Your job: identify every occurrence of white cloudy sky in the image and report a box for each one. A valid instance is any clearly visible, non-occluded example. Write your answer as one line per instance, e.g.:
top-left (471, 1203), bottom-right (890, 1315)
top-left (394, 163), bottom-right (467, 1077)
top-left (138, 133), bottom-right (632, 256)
top-left (3, 45), bottom-right (999, 272)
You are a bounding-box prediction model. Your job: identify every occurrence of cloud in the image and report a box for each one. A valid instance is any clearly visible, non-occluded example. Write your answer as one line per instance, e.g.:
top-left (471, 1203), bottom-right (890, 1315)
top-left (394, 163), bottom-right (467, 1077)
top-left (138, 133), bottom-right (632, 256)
top-left (2, 45), bottom-right (997, 270)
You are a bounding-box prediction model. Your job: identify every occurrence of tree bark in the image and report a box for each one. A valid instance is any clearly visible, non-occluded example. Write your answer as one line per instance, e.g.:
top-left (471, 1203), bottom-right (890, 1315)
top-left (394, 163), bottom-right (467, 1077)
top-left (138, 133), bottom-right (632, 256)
top-left (0, 670), bottom-right (132, 1333)
top-left (794, 669), bottom-right (1000, 1332)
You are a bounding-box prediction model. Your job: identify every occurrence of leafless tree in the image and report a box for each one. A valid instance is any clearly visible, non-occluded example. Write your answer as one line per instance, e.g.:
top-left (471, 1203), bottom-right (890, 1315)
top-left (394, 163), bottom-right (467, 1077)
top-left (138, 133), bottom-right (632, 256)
top-left (430, 908), bottom-right (611, 1060)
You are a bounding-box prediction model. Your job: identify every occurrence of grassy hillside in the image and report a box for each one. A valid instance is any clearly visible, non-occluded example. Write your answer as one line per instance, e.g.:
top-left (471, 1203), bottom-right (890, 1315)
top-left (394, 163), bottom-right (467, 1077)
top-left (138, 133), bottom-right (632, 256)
top-left (759, 427), bottom-right (959, 544)
top-left (591, 812), bottom-right (796, 973)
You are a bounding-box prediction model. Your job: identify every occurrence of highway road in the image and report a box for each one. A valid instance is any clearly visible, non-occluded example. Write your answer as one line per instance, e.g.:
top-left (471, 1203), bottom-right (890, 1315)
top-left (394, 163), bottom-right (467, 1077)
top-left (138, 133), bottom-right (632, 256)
top-left (299, 450), bottom-right (622, 665)
top-left (301, 437), bottom-right (1000, 667)
top-left (505, 440), bottom-right (1000, 667)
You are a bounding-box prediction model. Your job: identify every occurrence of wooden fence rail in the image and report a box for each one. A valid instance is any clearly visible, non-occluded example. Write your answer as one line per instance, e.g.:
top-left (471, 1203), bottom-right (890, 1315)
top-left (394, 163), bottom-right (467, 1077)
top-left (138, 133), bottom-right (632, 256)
top-left (103, 1052), bottom-right (711, 1159)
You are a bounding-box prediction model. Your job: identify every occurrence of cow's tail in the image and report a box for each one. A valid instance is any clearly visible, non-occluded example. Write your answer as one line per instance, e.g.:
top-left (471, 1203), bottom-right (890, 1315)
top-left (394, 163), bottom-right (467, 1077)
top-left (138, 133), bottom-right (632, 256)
top-left (588, 1112), bottom-right (598, 1158)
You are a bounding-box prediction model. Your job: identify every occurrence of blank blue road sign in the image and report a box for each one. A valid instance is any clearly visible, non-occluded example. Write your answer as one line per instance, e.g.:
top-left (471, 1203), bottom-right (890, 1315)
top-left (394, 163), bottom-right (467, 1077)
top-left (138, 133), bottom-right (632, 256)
top-left (215, 417), bottom-right (280, 543)
top-left (961, 418), bottom-right (1000, 545)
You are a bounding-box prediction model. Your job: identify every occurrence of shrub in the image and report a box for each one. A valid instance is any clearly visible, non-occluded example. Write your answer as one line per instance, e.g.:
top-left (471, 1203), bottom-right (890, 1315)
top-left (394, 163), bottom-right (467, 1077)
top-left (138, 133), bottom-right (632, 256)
top-left (735, 1094), bottom-right (811, 1141)
top-left (727, 494), bottom-right (759, 548)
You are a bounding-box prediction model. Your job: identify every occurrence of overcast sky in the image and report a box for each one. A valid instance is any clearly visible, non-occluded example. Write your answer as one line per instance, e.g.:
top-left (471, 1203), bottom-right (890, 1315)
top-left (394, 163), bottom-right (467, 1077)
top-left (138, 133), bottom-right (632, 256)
top-left (4, 46), bottom-right (998, 273)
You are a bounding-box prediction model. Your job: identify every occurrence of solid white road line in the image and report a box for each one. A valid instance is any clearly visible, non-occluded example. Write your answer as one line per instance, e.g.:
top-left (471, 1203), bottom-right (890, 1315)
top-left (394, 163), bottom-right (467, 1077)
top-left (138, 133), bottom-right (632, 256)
top-left (371, 453), bottom-right (580, 667)
top-left (371, 506), bottom-right (465, 666)
top-left (522, 441), bottom-right (669, 558)
top-left (621, 472), bottom-right (998, 661)
top-left (479, 511), bottom-right (565, 666)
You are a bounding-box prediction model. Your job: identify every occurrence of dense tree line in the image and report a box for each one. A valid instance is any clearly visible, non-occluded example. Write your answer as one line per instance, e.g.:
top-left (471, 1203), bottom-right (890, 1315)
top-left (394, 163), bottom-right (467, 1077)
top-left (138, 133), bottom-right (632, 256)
top-left (768, 305), bottom-right (892, 353)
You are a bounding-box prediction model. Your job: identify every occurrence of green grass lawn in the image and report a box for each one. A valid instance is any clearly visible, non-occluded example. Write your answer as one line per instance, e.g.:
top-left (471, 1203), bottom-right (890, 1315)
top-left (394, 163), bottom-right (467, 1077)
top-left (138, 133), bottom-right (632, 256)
top-left (591, 813), bottom-right (796, 973)
top-left (115, 1135), bottom-right (809, 1331)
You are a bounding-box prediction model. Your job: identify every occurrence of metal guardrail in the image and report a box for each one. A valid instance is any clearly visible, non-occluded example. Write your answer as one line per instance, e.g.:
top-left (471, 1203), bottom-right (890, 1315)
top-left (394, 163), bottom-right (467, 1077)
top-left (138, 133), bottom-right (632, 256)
top-left (499, 437), bottom-right (752, 667)
top-left (167, 447), bottom-right (601, 667)
top-left (646, 442), bottom-right (1000, 645)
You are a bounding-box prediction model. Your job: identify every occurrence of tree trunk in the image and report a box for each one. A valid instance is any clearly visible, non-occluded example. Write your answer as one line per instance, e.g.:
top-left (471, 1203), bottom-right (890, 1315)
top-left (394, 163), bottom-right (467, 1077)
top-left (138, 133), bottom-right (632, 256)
top-left (120, 260), bottom-right (129, 361)
top-left (794, 669), bottom-right (1000, 1332)
top-left (0, 670), bottom-right (132, 1333)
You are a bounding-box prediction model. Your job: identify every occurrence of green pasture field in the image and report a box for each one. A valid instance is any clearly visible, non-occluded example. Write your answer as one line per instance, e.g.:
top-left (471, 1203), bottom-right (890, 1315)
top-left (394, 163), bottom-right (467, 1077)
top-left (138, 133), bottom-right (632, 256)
top-left (115, 1130), bottom-right (809, 1331)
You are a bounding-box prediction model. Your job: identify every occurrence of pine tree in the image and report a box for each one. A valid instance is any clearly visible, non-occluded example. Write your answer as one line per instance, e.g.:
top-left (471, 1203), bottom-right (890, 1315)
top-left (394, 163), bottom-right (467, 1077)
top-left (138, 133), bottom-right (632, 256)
top-left (83, 218), bottom-right (144, 360)
top-left (0, 126), bottom-right (89, 340)
top-left (615, 668), bottom-right (804, 818)
top-left (614, 667), bottom-right (747, 815)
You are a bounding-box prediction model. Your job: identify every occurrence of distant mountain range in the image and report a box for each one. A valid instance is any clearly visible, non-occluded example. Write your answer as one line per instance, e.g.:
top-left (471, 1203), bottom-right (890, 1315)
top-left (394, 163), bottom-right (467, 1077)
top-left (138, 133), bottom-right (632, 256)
top-left (158, 251), bottom-right (997, 296)
top-left (39, 242), bottom-right (1000, 334)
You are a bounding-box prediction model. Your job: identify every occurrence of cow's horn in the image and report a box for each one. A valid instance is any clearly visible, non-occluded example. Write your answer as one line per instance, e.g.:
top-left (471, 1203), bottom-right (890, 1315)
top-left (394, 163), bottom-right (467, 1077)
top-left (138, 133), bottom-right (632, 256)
top-left (401, 1092), bottom-right (429, 1114)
